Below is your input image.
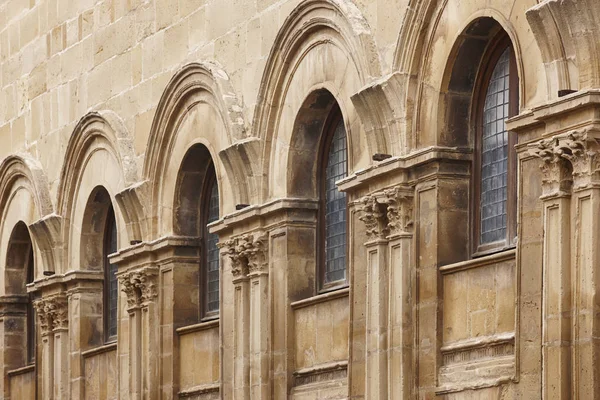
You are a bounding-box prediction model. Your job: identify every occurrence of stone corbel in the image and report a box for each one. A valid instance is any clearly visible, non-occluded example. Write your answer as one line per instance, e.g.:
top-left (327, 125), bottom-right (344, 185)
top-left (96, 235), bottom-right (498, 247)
top-left (118, 267), bottom-right (159, 312)
top-left (223, 232), bottom-right (269, 278)
top-left (34, 294), bottom-right (68, 335)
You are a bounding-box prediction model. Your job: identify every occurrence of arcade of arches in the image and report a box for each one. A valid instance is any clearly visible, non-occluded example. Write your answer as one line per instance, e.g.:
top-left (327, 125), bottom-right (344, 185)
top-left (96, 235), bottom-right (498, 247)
top-left (1, 0), bottom-right (600, 399)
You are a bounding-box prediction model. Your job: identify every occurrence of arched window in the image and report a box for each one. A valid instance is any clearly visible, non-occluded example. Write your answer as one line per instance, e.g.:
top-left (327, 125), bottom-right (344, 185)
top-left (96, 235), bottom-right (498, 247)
top-left (26, 245), bottom-right (35, 364)
top-left (474, 37), bottom-right (518, 254)
top-left (104, 207), bottom-right (118, 342)
top-left (202, 165), bottom-right (220, 318)
top-left (319, 109), bottom-right (348, 289)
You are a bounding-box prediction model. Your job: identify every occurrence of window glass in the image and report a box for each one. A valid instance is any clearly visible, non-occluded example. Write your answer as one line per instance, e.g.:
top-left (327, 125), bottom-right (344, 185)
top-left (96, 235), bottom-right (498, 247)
top-left (105, 210), bottom-right (118, 341)
top-left (26, 247), bottom-right (35, 363)
top-left (205, 179), bottom-right (220, 314)
top-left (480, 48), bottom-right (510, 245)
top-left (324, 119), bottom-right (348, 284)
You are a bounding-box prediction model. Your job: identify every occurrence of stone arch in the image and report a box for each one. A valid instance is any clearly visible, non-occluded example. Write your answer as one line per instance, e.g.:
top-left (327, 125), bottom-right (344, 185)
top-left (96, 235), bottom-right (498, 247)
top-left (254, 0), bottom-right (383, 201)
top-left (0, 154), bottom-right (52, 279)
top-left (173, 143), bottom-right (219, 237)
top-left (143, 62), bottom-right (248, 237)
top-left (527, 0), bottom-right (600, 94)
top-left (393, 1), bottom-right (534, 149)
top-left (4, 222), bottom-right (34, 296)
top-left (437, 16), bottom-right (521, 148)
top-left (58, 111), bottom-right (136, 273)
top-left (286, 89), bottom-right (342, 199)
top-left (79, 186), bottom-right (115, 272)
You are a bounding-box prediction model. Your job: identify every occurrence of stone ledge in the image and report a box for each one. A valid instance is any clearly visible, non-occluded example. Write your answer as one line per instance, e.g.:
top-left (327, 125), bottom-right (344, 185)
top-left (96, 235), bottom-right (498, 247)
top-left (290, 287), bottom-right (349, 310)
top-left (7, 364), bottom-right (35, 377)
top-left (178, 383), bottom-right (219, 398)
top-left (438, 333), bottom-right (516, 395)
top-left (293, 360), bottom-right (348, 387)
top-left (439, 249), bottom-right (516, 275)
top-left (176, 318), bottom-right (220, 336)
top-left (81, 342), bottom-right (117, 359)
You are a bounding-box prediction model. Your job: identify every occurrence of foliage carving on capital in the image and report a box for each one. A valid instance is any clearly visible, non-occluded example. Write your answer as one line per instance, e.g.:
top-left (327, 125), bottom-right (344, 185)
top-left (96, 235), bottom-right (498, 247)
top-left (223, 232), bottom-right (269, 277)
top-left (382, 186), bottom-right (414, 234)
top-left (35, 294), bottom-right (69, 334)
top-left (558, 130), bottom-right (600, 188)
top-left (358, 195), bottom-right (388, 239)
top-left (119, 267), bottom-right (159, 309)
top-left (529, 137), bottom-right (572, 196)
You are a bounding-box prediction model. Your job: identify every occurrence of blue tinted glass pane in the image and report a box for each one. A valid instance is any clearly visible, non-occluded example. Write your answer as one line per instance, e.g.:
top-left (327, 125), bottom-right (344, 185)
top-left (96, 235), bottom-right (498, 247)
top-left (480, 49), bottom-right (510, 245)
top-left (324, 120), bottom-right (348, 284)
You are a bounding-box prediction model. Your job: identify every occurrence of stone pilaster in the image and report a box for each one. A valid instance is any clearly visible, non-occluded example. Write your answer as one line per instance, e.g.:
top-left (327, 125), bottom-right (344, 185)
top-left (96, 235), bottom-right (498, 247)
top-left (119, 266), bottom-right (159, 400)
top-left (358, 185), bottom-right (415, 400)
top-left (530, 138), bottom-right (573, 400)
top-left (224, 232), bottom-right (270, 400)
top-left (34, 294), bottom-right (68, 400)
top-left (382, 186), bottom-right (414, 400)
top-left (559, 129), bottom-right (600, 400)
top-left (358, 194), bottom-right (389, 400)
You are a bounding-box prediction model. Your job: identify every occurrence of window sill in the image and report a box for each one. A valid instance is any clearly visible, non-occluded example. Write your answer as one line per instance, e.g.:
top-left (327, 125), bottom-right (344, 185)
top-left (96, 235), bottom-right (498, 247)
top-left (7, 364), bottom-right (35, 377)
top-left (176, 318), bottom-right (219, 336)
top-left (439, 248), bottom-right (516, 275)
top-left (291, 287), bottom-right (349, 310)
top-left (81, 342), bottom-right (117, 358)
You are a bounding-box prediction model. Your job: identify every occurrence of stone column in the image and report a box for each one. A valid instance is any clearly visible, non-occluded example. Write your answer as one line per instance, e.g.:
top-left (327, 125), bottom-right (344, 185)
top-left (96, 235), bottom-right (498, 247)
top-left (119, 267), bottom-right (158, 400)
top-left (358, 195), bottom-right (390, 400)
top-left (225, 238), bottom-right (250, 400)
top-left (530, 138), bottom-right (573, 400)
top-left (559, 130), bottom-right (600, 399)
top-left (382, 186), bottom-right (415, 400)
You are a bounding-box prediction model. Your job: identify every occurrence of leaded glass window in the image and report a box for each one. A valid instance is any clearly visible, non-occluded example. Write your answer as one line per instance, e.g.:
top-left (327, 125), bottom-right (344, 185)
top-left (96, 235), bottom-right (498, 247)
top-left (204, 176), bottom-right (220, 314)
top-left (104, 209), bottom-right (118, 341)
top-left (323, 119), bottom-right (348, 285)
top-left (480, 48), bottom-right (510, 245)
top-left (26, 246), bottom-right (35, 364)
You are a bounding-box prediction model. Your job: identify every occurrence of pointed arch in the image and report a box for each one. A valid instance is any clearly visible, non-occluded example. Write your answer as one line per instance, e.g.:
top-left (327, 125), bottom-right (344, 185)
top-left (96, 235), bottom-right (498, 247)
top-left (255, 0), bottom-right (383, 201)
top-left (143, 62), bottom-right (250, 237)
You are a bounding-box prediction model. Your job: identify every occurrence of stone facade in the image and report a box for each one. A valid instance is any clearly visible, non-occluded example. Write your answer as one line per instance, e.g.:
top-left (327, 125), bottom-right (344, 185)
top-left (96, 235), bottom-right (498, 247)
top-left (0, 0), bottom-right (599, 399)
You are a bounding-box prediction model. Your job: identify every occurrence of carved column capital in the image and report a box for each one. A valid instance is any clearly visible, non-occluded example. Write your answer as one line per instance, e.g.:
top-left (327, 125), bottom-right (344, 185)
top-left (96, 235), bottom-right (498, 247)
top-left (358, 195), bottom-right (389, 240)
top-left (35, 294), bottom-right (69, 334)
top-left (223, 232), bottom-right (269, 278)
top-left (558, 129), bottom-right (600, 190)
top-left (529, 137), bottom-right (573, 198)
top-left (382, 186), bottom-right (414, 235)
top-left (119, 267), bottom-right (159, 310)
top-left (357, 186), bottom-right (415, 241)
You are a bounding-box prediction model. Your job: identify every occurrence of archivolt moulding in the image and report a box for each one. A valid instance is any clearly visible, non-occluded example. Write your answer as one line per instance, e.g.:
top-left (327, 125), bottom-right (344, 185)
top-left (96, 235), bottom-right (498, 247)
top-left (0, 154), bottom-right (54, 276)
top-left (254, 0), bottom-right (384, 201)
top-left (142, 62), bottom-right (256, 235)
top-left (0, 154), bottom-right (53, 218)
top-left (57, 110), bottom-right (138, 217)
